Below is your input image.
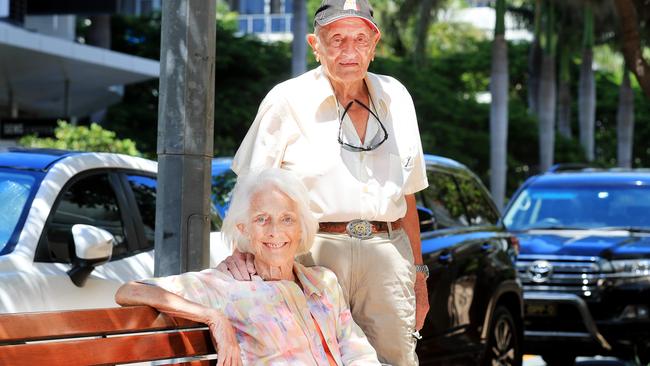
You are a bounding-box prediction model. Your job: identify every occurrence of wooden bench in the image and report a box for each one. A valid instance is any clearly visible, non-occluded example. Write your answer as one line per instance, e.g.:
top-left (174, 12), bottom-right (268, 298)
top-left (0, 306), bottom-right (217, 366)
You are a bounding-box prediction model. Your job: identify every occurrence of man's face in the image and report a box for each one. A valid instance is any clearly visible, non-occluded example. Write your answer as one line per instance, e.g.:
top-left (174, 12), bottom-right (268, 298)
top-left (313, 18), bottom-right (379, 85)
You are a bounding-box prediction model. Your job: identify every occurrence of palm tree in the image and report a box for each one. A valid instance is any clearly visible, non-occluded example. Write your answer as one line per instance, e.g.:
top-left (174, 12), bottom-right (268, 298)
top-left (291, 0), bottom-right (307, 76)
top-left (617, 68), bottom-right (635, 168)
top-left (490, 0), bottom-right (509, 211)
top-left (557, 44), bottom-right (572, 138)
top-left (528, 0), bottom-right (542, 115)
top-left (578, 2), bottom-right (595, 161)
top-left (537, 0), bottom-right (557, 172)
top-left (614, 0), bottom-right (650, 98)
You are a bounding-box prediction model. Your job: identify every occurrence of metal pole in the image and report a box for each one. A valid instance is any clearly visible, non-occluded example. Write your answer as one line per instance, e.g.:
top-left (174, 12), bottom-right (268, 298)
top-left (155, 0), bottom-right (216, 276)
top-left (63, 78), bottom-right (69, 118)
top-left (291, 0), bottom-right (306, 76)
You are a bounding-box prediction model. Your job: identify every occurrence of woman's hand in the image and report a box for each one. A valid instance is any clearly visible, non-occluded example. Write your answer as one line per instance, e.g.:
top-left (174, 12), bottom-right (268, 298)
top-left (206, 310), bottom-right (243, 366)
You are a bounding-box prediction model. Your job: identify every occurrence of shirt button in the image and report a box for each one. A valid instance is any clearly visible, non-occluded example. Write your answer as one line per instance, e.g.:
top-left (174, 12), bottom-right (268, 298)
top-left (363, 186), bottom-right (369, 193)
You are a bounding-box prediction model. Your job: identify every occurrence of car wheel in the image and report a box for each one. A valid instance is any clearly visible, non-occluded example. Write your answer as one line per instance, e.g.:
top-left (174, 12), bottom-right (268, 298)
top-left (481, 305), bottom-right (521, 366)
top-left (541, 354), bottom-right (575, 366)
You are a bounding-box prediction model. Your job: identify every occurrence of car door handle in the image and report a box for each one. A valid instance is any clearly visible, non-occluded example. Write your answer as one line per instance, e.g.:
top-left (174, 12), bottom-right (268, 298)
top-left (438, 252), bottom-right (453, 263)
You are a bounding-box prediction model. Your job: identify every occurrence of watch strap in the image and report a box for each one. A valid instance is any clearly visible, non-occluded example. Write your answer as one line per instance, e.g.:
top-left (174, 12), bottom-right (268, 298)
top-left (415, 264), bottom-right (429, 279)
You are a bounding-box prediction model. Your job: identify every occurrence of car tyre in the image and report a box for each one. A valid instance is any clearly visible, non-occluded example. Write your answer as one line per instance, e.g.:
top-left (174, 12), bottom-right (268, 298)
top-left (541, 354), bottom-right (575, 366)
top-left (481, 305), bottom-right (521, 366)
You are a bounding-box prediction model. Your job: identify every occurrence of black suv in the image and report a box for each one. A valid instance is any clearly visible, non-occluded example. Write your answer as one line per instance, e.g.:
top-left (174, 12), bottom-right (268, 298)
top-left (503, 166), bottom-right (650, 365)
top-left (212, 154), bottom-right (523, 365)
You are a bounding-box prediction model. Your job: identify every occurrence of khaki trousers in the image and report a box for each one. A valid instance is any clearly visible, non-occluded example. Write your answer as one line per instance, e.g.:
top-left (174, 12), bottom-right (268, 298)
top-left (298, 230), bottom-right (418, 366)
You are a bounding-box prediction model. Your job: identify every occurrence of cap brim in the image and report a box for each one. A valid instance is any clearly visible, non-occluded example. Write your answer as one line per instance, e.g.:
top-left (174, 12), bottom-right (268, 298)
top-left (315, 15), bottom-right (381, 36)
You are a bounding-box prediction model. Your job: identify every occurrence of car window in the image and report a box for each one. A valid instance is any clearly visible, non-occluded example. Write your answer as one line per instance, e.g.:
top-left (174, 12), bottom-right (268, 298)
top-left (127, 175), bottom-right (156, 249)
top-left (420, 170), bottom-right (469, 229)
top-left (38, 173), bottom-right (127, 263)
top-left (456, 176), bottom-right (499, 226)
top-left (504, 185), bottom-right (650, 230)
top-left (0, 172), bottom-right (36, 253)
top-left (211, 169), bottom-right (237, 219)
top-left (127, 174), bottom-right (223, 235)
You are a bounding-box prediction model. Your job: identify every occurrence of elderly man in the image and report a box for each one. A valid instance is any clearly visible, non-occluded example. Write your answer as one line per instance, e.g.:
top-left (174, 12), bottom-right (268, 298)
top-left (220, 0), bottom-right (429, 364)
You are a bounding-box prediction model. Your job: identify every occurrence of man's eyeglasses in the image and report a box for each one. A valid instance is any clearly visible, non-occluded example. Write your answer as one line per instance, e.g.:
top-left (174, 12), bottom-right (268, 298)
top-left (337, 99), bottom-right (388, 152)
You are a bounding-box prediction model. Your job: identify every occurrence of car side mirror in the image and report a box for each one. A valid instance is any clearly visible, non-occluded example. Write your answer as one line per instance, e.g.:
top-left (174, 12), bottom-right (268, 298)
top-left (67, 224), bottom-right (114, 287)
top-left (418, 206), bottom-right (437, 232)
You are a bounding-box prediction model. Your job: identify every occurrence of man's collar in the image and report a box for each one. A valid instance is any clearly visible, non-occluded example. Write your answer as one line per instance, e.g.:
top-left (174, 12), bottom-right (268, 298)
top-left (312, 66), bottom-right (391, 117)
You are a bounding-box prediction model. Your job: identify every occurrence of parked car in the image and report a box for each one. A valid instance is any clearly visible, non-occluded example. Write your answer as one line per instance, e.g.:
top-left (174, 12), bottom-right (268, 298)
top-left (0, 148), bottom-right (523, 365)
top-left (412, 155), bottom-right (522, 365)
top-left (502, 166), bottom-right (650, 365)
top-left (0, 148), bottom-right (230, 313)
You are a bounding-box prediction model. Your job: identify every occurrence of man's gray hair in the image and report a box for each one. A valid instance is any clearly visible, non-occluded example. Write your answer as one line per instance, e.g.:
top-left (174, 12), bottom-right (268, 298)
top-left (221, 168), bottom-right (318, 256)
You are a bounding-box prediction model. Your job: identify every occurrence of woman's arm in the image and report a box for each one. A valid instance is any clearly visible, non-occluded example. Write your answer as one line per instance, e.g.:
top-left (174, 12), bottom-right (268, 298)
top-left (115, 282), bottom-right (242, 366)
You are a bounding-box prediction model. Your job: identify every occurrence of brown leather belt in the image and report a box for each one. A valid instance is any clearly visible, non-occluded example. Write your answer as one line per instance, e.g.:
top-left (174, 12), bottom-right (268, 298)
top-left (319, 219), bottom-right (403, 235)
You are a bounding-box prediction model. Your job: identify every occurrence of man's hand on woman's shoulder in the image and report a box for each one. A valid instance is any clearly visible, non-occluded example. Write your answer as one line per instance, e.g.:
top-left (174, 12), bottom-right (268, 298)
top-left (216, 249), bottom-right (257, 281)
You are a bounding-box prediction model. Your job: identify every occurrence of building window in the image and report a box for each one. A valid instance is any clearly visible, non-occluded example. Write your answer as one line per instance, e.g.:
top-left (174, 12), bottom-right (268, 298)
top-left (270, 0), bottom-right (282, 14)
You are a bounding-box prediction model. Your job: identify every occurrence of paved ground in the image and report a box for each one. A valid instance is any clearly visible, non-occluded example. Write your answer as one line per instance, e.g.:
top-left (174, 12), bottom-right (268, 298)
top-left (524, 355), bottom-right (630, 366)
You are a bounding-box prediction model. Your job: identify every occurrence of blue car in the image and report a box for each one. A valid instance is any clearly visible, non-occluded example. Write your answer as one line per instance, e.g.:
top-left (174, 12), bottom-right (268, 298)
top-left (503, 165), bottom-right (650, 365)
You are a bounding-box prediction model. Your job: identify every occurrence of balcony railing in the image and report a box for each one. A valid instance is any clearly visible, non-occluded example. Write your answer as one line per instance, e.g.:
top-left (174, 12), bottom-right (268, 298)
top-left (237, 13), bottom-right (293, 35)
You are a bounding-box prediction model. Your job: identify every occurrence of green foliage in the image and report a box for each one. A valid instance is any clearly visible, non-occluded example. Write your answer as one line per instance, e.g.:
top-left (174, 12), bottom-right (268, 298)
top-left (212, 26), bottom-right (291, 155)
top-left (101, 8), bottom-right (650, 199)
top-left (105, 14), bottom-right (291, 157)
top-left (19, 121), bottom-right (140, 156)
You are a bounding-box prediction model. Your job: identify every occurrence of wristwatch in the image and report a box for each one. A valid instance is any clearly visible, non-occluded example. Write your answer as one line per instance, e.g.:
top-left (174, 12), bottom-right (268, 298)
top-left (415, 264), bottom-right (429, 280)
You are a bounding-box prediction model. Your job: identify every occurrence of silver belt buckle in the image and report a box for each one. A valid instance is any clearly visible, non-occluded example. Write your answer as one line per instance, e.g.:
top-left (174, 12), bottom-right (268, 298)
top-left (346, 219), bottom-right (373, 239)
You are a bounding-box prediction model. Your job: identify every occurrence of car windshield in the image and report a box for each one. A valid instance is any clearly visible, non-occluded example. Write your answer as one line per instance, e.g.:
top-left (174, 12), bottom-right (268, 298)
top-left (0, 171), bottom-right (36, 253)
top-left (503, 185), bottom-right (650, 231)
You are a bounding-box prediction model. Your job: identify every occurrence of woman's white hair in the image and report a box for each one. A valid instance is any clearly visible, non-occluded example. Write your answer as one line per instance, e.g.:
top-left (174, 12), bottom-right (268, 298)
top-left (221, 168), bottom-right (318, 256)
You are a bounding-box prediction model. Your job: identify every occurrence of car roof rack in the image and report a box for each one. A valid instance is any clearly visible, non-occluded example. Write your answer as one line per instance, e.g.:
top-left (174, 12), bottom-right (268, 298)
top-left (547, 163), bottom-right (593, 173)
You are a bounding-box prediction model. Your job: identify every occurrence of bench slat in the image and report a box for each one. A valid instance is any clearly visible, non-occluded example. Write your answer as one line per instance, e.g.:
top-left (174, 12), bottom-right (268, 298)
top-left (0, 328), bottom-right (216, 366)
top-left (0, 306), bottom-right (202, 343)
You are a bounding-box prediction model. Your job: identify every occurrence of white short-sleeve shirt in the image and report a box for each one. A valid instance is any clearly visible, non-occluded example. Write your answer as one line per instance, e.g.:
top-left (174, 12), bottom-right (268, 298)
top-left (232, 66), bottom-right (428, 222)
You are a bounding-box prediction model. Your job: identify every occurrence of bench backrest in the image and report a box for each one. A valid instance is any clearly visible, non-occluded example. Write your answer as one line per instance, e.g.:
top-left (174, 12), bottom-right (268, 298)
top-left (0, 306), bottom-right (216, 366)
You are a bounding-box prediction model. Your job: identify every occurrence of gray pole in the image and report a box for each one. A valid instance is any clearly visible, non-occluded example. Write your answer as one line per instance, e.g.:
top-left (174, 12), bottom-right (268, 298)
top-left (291, 0), bottom-right (307, 76)
top-left (155, 0), bottom-right (216, 276)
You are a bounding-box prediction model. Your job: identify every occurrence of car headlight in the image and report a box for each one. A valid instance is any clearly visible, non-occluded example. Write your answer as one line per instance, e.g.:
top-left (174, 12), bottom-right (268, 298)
top-left (609, 259), bottom-right (650, 277)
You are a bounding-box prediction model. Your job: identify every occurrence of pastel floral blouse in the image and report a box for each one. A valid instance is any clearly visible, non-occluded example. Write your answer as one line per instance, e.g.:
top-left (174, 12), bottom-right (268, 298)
top-left (139, 262), bottom-right (380, 366)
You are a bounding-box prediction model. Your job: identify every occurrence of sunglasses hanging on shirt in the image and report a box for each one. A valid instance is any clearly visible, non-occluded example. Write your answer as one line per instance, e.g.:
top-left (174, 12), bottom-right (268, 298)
top-left (337, 98), bottom-right (389, 152)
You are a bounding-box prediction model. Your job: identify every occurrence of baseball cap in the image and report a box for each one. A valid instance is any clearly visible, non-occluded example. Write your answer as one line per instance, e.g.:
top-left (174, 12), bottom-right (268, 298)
top-left (314, 0), bottom-right (381, 35)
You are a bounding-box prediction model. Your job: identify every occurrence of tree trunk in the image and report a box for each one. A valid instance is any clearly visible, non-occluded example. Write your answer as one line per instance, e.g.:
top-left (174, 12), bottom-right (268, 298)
top-left (578, 4), bottom-right (595, 161)
top-left (614, 0), bottom-right (650, 99)
top-left (557, 47), bottom-right (572, 138)
top-left (538, 53), bottom-right (556, 172)
top-left (291, 0), bottom-right (307, 76)
top-left (528, 0), bottom-right (542, 115)
top-left (489, 0), bottom-right (508, 211)
top-left (413, 0), bottom-right (435, 66)
top-left (578, 48), bottom-right (595, 161)
top-left (617, 69), bottom-right (635, 168)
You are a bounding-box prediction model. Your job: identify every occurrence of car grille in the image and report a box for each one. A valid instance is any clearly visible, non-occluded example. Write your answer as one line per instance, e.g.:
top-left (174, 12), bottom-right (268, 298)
top-left (517, 255), bottom-right (604, 298)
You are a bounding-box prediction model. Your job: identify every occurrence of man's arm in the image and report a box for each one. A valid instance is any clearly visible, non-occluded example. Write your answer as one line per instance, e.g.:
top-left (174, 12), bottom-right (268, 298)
top-left (403, 194), bottom-right (430, 331)
top-left (216, 249), bottom-right (257, 281)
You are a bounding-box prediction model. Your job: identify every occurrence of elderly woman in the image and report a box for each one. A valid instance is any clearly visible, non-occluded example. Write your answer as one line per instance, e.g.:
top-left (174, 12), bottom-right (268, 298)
top-left (115, 168), bottom-right (380, 366)
top-left (220, 0), bottom-right (430, 364)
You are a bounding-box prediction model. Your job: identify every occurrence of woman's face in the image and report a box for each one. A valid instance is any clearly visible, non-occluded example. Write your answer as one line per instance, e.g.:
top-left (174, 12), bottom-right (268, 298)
top-left (244, 189), bottom-right (302, 268)
top-left (311, 18), bottom-right (379, 85)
